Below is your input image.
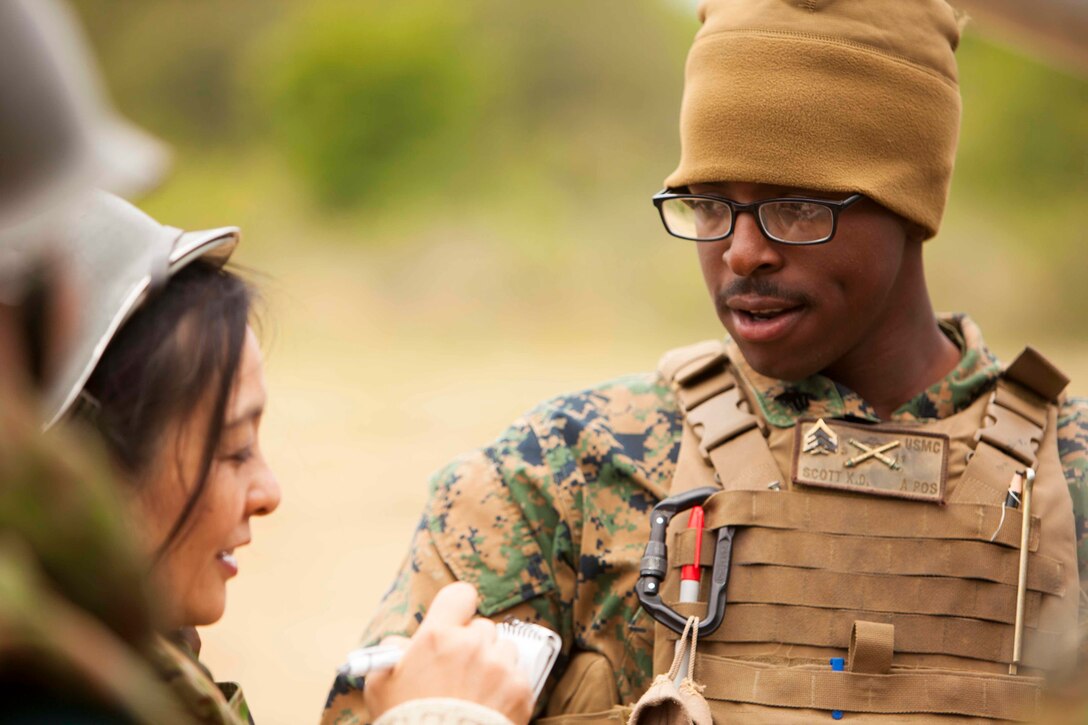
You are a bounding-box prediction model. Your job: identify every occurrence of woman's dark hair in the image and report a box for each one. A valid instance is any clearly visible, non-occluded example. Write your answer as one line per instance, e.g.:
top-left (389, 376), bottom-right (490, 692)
top-left (81, 259), bottom-right (253, 558)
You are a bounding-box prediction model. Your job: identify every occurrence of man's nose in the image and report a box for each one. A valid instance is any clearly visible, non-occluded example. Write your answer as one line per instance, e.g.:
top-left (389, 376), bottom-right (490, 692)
top-left (723, 210), bottom-right (783, 277)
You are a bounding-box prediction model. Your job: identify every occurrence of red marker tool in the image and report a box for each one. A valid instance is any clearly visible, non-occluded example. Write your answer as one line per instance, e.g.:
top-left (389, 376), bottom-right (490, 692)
top-left (680, 505), bottom-right (705, 604)
top-left (674, 505), bottom-right (705, 683)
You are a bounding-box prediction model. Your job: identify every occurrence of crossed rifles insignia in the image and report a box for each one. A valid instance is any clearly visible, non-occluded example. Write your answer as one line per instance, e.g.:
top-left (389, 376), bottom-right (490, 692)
top-left (802, 418), bottom-right (901, 470)
top-left (845, 439), bottom-right (901, 470)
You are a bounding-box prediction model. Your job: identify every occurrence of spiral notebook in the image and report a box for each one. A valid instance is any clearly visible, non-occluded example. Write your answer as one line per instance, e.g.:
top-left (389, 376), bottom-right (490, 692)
top-left (498, 619), bottom-right (562, 700)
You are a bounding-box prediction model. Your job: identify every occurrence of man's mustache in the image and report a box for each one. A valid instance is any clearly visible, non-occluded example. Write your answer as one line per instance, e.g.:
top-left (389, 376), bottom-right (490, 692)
top-left (717, 278), bottom-right (811, 308)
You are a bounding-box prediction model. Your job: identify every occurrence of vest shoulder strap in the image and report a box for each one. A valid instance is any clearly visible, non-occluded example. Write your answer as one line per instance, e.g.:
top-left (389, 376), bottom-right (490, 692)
top-left (953, 347), bottom-right (1067, 503)
top-left (1004, 346), bottom-right (1070, 402)
top-left (657, 339), bottom-right (727, 387)
top-left (659, 341), bottom-right (782, 493)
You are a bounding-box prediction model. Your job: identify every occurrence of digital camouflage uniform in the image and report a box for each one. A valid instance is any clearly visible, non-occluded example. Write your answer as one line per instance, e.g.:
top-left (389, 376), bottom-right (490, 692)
top-left (0, 392), bottom-right (253, 724)
top-left (322, 315), bottom-right (1088, 722)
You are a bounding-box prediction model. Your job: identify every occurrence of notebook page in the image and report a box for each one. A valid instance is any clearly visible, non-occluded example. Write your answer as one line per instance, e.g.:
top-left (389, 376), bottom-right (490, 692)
top-left (497, 620), bottom-right (561, 700)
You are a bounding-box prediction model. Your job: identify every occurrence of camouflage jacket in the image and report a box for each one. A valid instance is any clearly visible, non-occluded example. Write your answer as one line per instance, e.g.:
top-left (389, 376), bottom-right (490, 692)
top-left (322, 315), bottom-right (1088, 722)
top-left (0, 390), bottom-right (251, 724)
top-left (151, 633), bottom-right (254, 725)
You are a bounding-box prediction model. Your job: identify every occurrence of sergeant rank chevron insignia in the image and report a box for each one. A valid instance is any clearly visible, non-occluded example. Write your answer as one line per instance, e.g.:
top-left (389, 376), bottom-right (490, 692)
top-left (802, 418), bottom-right (838, 455)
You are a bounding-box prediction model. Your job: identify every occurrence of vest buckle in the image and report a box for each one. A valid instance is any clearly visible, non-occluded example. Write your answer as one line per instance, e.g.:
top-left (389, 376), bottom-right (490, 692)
top-left (636, 486), bottom-right (734, 637)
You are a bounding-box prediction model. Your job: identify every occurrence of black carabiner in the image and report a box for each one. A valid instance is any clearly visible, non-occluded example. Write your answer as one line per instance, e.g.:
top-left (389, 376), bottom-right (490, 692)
top-left (635, 486), bottom-right (734, 636)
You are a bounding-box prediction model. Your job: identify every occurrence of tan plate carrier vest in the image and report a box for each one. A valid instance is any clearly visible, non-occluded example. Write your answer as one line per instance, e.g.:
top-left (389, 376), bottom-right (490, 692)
top-left (649, 340), bottom-right (1078, 723)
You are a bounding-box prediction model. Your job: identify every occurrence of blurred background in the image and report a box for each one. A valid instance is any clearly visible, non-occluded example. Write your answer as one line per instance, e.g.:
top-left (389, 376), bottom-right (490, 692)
top-left (69, 1), bottom-right (1087, 722)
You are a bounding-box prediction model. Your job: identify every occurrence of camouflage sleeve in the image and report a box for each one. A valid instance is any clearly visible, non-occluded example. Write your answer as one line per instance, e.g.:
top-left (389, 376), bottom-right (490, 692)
top-left (322, 420), bottom-right (575, 725)
top-left (1059, 397), bottom-right (1088, 594)
top-left (322, 374), bottom-right (677, 723)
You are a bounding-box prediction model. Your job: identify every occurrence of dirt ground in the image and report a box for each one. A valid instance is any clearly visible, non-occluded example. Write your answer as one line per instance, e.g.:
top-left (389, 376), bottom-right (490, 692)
top-left (198, 250), bottom-right (1088, 724)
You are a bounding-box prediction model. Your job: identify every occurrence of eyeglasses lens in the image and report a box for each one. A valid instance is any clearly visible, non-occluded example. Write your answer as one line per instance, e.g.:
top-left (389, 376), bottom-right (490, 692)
top-left (661, 198), bottom-right (732, 240)
top-left (758, 201), bottom-right (833, 243)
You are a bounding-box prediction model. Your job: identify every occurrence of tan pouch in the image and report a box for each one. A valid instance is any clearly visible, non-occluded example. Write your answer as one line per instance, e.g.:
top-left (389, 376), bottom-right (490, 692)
top-left (626, 676), bottom-right (711, 725)
top-left (628, 618), bottom-right (711, 725)
top-left (544, 650), bottom-right (621, 717)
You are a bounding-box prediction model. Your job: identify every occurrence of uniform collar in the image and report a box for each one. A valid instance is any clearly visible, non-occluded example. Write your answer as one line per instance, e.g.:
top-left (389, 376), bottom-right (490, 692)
top-left (725, 314), bottom-right (1002, 428)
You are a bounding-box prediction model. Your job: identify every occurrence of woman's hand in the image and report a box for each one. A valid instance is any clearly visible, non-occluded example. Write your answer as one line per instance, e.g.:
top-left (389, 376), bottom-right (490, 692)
top-left (364, 582), bottom-right (533, 725)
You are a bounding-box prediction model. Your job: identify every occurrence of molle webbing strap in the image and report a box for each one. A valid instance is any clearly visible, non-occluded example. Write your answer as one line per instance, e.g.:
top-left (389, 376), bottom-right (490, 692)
top-left (848, 621), bottom-right (894, 674)
top-left (671, 528), bottom-right (1066, 594)
top-left (660, 341), bottom-right (783, 492)
top-left (700, 490), bottom-right (1039, 551)
top-left (672, 529), bottom-right (717, 567)
top-left (691, 655), bottom-right (1043, 721)
top-left (714, 565), bottom-right (1043, 626)
top-left (953, 347), bottom-right (1068, 504)
top-left (665, 603), bottom-right (1065, 668)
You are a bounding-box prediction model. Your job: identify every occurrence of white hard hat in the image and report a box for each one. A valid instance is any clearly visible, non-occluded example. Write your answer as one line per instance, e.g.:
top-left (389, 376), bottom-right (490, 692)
top-left (42, 191), bottom-right (239, 430)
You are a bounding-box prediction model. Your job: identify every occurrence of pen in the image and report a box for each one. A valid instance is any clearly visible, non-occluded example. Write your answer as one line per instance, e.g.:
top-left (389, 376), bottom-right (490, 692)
top-left (337, 645), bottom-right (404, 679)
top-left (830, 657), bottom-right (844, 719)
top-left (1010, 469), bottom-right (1036, 675)
top-left (337, 619), bottom-right (562, 694)
top-left (674, 505), bottom-right (705, 683)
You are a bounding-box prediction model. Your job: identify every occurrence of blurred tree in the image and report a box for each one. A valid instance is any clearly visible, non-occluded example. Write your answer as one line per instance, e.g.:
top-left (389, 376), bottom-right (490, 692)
top-left (245, 1), bottom-right (489, 209)
top-left (70, 0), bottom-right (287, 146)
top-left (243, 0), bottom-right (694, 211)
top-left (952, 33), bottom-right (1088, 331)
top-left (957, 35), bottom-right (1087, 210)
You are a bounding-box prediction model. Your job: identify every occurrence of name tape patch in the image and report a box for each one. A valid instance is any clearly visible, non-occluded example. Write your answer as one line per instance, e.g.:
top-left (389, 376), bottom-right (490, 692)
top-left (791, 418), bottom-right (949, 502)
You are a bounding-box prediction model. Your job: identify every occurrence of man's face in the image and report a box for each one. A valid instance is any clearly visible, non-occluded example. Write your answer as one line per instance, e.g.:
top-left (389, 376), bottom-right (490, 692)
top-left (693, 181), bottom-right (912, 382)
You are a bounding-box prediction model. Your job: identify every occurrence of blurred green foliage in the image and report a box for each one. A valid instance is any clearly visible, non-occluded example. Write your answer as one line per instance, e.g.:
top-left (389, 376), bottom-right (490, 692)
top-left (69, 0), bottom-right (1086, 341)
top-left (951, 34), bottom-right (1088, 332)
top-left (957, 35), bottom-right (1087, 206)
top-left (242, 0), bottom-right (695, 210)
top-left (71, 0), bottom-right (286, 145)
top-left (246, 3), bottom-right (488, 207)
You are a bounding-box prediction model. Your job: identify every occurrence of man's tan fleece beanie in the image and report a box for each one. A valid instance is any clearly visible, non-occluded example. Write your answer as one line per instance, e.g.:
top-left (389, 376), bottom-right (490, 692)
top-left (665, 0), bottom-right (963, 239)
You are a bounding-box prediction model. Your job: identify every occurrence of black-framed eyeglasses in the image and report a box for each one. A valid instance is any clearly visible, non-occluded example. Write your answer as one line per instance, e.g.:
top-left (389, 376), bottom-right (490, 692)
top-left (652, 189), bottom-right (864, 245)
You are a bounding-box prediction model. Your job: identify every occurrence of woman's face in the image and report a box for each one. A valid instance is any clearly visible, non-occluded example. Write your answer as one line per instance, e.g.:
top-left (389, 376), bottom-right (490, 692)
top-left (134, 326), bottom-right (281, 629)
